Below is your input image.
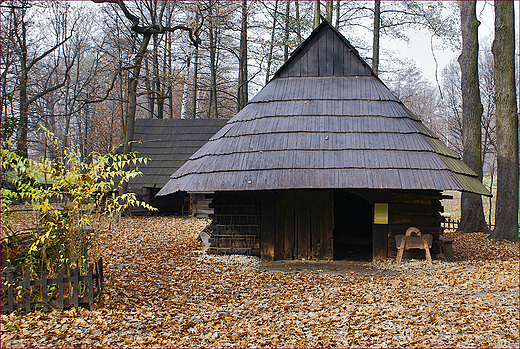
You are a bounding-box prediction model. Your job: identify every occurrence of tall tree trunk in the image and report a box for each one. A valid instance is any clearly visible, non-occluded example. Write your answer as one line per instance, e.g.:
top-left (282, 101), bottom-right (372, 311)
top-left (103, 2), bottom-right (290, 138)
top-left (153, 34), bottom-right (164, 119)
top-left (335, 0), bottom-right (340, 29)
top-left (314, 0), bottom-right (320, 29)
top-left (181, 51), bottom-right (191, 119)
top-left (295, 1), bottom-right (301, 44)
top-left (326, 0), bottom-right (333, 23)
top-left (265, 0), bottom-right (279, 84)
top-left (208, 23), bottom-right (218, 118)
top-left (237, 0), bottom-right (248, 112)
top-left (192, 42), bottom-right (199, 119)
top-left (144, 57), bottom-right (154, 118)
top-left (458, 1), bottom-right (488, 233)
top-left (283, 0), bottom-right (290, 61)
top-left (17, 55), bottom-right (29, 157)
top-left (372, 0), bottom-right (381, 74)
top-left (123, 34), bottom-right (151, 155)
top-left (491, 0), bottom-right (519, 242)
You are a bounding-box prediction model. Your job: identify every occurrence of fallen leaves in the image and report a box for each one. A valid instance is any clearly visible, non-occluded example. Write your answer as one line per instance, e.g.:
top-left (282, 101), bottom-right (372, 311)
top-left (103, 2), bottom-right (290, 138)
top-left (442, 231), bottom-right (519, 261)
top-left (1, 216), bottom-right (518, 348)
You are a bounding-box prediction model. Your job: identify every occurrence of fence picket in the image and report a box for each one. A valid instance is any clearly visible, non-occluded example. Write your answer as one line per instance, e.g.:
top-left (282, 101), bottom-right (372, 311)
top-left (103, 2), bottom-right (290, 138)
top-left (7, 273), bottom-right (14, 313)
top-left (88, 265), bottom-right (94, 309)
top-left (72, 268), bottom-right (79, 308)
top-left (42, 271), bottom-right (49, 312)
top-left (58, 269), bottom-right (64, 309)
top-left (24, 273), bottom-right (31, 312)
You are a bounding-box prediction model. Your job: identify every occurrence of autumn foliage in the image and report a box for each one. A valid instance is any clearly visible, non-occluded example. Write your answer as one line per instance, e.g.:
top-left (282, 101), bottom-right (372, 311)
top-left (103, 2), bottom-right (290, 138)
top-left (1, 215), bottom-right (518, 348)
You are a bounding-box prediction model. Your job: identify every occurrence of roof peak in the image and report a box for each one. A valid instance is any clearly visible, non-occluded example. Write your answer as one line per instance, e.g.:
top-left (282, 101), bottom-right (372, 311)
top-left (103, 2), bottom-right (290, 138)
top-left (272, 20), bottom-right (377, 81)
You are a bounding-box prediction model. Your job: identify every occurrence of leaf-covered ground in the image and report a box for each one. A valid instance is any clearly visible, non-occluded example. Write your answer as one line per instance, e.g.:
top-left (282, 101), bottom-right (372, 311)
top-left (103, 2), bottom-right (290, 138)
top-left (2, 216), bottom-right (519, 348)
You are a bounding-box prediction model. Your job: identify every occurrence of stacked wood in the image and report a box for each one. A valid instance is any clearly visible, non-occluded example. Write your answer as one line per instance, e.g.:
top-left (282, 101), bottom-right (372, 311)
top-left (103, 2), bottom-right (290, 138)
top-left (207, 192), bottom-right (261, 256)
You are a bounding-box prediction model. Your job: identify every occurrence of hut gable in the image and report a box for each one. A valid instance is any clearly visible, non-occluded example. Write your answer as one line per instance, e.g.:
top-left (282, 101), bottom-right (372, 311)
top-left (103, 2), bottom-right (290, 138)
top-left (158, 21), bottom-right (490, 198)
top-left (274, 21), bottom-right (373, 78)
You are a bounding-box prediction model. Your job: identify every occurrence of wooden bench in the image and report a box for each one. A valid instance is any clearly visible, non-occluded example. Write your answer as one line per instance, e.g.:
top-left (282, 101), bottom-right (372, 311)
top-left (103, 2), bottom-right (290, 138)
top-left (395, 227), bottom-right (433, 264)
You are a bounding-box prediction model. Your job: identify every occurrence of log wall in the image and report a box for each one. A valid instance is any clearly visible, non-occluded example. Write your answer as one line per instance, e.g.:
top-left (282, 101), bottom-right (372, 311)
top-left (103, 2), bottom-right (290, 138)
top-left (386, 191), bottom-right (445, 258)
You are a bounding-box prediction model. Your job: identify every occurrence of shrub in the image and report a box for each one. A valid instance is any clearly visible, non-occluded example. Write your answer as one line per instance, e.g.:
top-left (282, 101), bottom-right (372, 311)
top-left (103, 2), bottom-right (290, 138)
top-left (1, 128), bottom-right (156, 279)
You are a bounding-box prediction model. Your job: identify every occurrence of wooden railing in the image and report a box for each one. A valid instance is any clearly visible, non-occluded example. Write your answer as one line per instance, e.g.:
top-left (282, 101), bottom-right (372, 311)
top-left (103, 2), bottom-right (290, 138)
top-left (441, 218), bottom-right (460, 230)
top-left (1, 258), bottom-right (103, 313)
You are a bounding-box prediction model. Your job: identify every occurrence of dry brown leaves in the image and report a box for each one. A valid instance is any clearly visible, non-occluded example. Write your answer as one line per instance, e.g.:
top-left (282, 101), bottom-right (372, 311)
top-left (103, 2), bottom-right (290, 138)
top-left (2, 216), bottom-right (519, 348)
top-left (442, 230), bottom-right (519, 261)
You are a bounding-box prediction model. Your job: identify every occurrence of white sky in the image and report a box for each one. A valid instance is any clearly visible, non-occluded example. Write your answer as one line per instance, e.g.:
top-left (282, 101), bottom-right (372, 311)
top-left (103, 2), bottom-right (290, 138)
top-left (392, 0), bottom-right (519, 86)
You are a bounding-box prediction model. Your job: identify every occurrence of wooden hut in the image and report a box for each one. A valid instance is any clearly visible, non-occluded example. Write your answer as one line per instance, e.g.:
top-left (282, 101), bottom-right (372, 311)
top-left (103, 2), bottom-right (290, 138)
top-left (129, 118), bottom-right (227, 215)
top-left (157, 21), bottom-right (490, 260)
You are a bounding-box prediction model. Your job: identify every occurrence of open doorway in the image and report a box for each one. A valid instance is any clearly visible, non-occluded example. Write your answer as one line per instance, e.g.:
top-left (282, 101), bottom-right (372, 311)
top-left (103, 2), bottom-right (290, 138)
top-left (333, 190), bottom-right (373, 260)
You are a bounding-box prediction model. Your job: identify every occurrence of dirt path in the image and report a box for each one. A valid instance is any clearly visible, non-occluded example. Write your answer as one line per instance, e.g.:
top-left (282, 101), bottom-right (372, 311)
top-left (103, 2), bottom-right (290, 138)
top-left (1, 216), bottom-right (518, 348)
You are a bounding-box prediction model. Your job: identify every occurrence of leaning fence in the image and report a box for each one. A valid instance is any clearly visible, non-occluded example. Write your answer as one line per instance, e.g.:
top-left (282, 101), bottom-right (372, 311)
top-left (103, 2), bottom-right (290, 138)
top-left (1, 258), bottom-right (103, 313)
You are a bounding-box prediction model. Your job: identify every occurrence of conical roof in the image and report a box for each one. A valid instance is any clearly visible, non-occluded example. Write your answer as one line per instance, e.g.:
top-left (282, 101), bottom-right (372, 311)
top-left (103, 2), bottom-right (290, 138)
top-left (158, 21), bottom-right (490, 197)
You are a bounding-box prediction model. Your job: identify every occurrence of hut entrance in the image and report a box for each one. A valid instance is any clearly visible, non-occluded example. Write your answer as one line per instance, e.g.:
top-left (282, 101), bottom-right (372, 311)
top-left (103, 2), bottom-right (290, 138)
top-left (273, 190), bottom-right (334, 260)
top-left (333, 191), bottom-right (373, 260)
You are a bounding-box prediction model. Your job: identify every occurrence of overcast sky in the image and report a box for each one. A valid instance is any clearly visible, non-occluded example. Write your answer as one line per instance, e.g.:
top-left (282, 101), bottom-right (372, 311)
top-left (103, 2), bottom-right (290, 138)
top-left (392, 0), bottom-right (519, 86)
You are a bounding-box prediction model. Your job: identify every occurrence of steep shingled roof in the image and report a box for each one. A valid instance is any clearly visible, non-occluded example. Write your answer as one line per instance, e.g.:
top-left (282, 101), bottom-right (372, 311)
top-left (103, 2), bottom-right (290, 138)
top-left (129, 118), bottom-right (227, 189)
top-left (158, 21), bottom-right (490, 197)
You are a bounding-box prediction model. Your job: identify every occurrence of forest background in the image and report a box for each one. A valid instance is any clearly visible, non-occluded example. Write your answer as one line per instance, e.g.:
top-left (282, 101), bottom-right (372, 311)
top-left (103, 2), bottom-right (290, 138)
top-left (1, 0), bottom-right (518, 238)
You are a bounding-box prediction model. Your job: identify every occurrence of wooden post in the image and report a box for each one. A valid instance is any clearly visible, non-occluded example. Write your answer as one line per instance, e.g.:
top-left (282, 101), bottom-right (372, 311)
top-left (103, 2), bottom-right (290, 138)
top-left (97, 258), bottom-right (103, 300)
top-left (73, 267), bottom-right (79, 308)
top-left (396, 237), bottom-right (406, 264)
top-left (58, 270), bottom-right (64, 309)
top-left (373, 203), bottom-right (389, 261)
top-left (42, 271), bottom-right (49, 312)
top-left (88, 265), bottom-right (94, 309)
top-left (7, 273), bottom-right (14, 313)
top-left (24, 272), bottom-right (31, 312)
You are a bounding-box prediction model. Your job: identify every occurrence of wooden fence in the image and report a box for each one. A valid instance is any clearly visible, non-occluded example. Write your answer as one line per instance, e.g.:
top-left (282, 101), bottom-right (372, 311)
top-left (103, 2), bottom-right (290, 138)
top-left (441, 219), bottom-right (511, 232)
top-left (1, 258), bottom-right (103, 313)
top-left (441, 218), bottom-right (460, 230)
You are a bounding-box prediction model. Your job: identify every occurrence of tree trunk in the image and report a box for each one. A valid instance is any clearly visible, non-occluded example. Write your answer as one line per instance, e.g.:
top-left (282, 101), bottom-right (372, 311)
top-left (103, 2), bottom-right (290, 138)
top-left (237, 0), bottom-right (248, 112)
top-left (335, 0), bottom-right (340, 29)
top-left (283, 0), bottom-right (290, 62)
top-left (372, 0), bottom-right (381, 74)
top-left (153, 34), bottom-right (164, 119)
top-left (491, 0), bottom-right (519, 242)
top-left (17, 56), bottom-right (29, 158)
top-left (265, 0), bottom-right (279, 84)
top-left (458, 1), bottom-right (488, 233)
top-left (314, 0), bottom-right (320, 29)
top-left (208, 23), bottom-right (218, 118)
top-left (123, 33), bottom-right (151, 155)
top-left (192, 42), bottom-right (199, 119)
top-left (326, 0), bottom-right (333, 23)
top-left (295, 1), bottom-right (301, 44)
top-left (144, 57), bottom-right (154, 118)
top-left (181, 50), bottom-right (191, 119)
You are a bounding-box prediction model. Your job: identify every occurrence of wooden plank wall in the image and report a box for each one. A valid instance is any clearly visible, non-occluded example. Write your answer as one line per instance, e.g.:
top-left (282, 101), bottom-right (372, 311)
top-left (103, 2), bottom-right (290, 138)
top-left (263, 190), bottom-right (333, 261)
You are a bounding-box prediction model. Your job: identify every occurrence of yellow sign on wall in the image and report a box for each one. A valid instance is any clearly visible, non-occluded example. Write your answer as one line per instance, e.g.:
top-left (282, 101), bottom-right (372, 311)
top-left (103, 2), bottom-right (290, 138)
top-left (374, 203), bottom-right (388, 224)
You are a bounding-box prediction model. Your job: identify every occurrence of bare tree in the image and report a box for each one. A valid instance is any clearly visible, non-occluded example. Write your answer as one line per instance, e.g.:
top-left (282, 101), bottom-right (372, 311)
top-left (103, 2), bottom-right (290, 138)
top-left (93, 0), bottom-right (201, 156)
top-left (8, 1), bottom-right (76, 157)
top-left (458, 1), bottom-right (488, 233)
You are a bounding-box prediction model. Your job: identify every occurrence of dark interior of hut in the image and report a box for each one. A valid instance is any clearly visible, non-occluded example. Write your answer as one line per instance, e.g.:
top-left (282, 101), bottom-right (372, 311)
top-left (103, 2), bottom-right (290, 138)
top-left (333, 191), bottom-right (373, 261)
